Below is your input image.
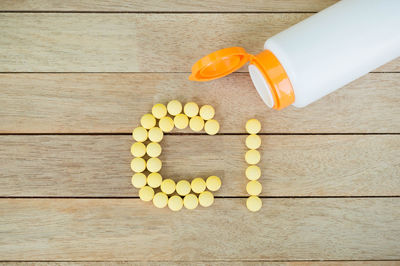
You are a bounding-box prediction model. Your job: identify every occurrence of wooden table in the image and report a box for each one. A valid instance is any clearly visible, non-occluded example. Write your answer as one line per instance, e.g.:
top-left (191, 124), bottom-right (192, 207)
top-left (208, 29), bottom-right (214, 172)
top-left (0, 0), bottom-right (399, 264)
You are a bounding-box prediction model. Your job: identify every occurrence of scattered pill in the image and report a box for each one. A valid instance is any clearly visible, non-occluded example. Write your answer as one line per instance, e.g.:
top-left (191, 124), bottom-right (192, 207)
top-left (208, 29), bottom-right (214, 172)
top-left (148, 127), bottom-right (164, 142)
top-left (184, 102), bottom-right (199, 117)
top-left (199, 105), bottom-right (215, 120)
top-left (184, 194), bottom-right (199, 210)
top-left (189, 116), bottom-right (205, 132)
top-left (246, 195), bottom-right (262, 212)
top-left (174, 113), bottom-right (189, 129)
top-left (176, 180), bottom-right (191, 196)
top-left (206, 176), bottom-right (221, 192)
top-left (131, 173), bottom-right (147, 188)
top-left (191, 177), bottom-right (206, 194)
top-left (246, 119), bottom-right (261, 134)
top-left (246, 134), bottom-right (261, 150)
top-left (246, 180), bottom-right (262, 195)
top-left (139, 186), bottom-right (154, 202)
top-left (245, 149), bottom-right (261, 165)
top-left (141, 113), bottom-right (157, 129)
top-left (147, 157), bottom-right (162, 173)
top-left (152, 103), bottom-right (167, 119)
top-left (159, 116), bottom-right (174, 132)
top-left (167, 100), bottom-right (182, 116)
top-left (130, 142), bottom-right (146, 157)
top-left (246, 165), bottom-right (261, 181)
top-left (199, 191), bottom-right (214, 207)
top-left (147, 172), bottom-right (163, 188)
top-left (146, 142), bottom-right (162, 157)
top-left (204, 119), bottom-right (220, 135)
top-left (153, 192), bottom-right (168, 208)
top-left (131, 157), bottom-right (146, 172)
top-left (161, 179), bottom-right (176, 194)
top-left (168, 195), bottom-right (183, 211)
top-left (132, 127), bottom-right (148, 142)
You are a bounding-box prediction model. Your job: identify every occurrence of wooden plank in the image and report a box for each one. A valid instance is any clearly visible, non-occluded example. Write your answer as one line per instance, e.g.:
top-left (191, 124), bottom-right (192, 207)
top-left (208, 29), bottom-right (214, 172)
top-left (0, 73), bottom-right (399, 134)
top-left (1, 263), bottom-right (398, 266)
top-left (0, 14), bottom-right (398, 72)
top-left (1, 135), bottom-right (398, 197)
top-left (0, 0), bottom-right (338, 12)
top-left (1, 198), bottom-right (399, 260)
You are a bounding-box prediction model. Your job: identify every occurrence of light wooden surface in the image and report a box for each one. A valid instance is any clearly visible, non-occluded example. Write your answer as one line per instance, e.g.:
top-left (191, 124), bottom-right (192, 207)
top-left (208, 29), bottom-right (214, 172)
top-left (0, 0), bottom-right (399, 264)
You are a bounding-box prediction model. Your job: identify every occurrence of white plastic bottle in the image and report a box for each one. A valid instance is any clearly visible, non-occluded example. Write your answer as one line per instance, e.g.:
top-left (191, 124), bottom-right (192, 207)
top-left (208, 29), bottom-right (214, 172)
top-left (189, 0), bottom-right (400, 110)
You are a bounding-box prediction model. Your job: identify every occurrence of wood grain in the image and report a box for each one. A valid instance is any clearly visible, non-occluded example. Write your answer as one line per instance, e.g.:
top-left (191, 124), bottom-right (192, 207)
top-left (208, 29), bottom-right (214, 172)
top-left (1, 198), bottom-right (399, 261)
top-left (0, 14), bottom-right (398, 72)
top-left (1, 135), bottom-right (398, 197)
top-left (1, 263), bottom-right (398, 266)
top-left (0, 73), bottom-right (399, 133)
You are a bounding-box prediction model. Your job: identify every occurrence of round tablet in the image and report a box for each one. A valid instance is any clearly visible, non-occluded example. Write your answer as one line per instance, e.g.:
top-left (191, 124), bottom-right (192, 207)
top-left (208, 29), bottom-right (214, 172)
top-left (206, 176), bottom-right (221, 192)
top-left (159, 116), bottom-right (174, 132)
top-left (148, 127), bottom-right (164, 142)
top-left (131, 173), bottom-right (147, 188)
top-left (204, 119), bottom-right (220, 135)
top-left (152, 103), bottom-right (167, 119)
top-left (184, 194), bottom-right (199, 210)
top-left (141, 114), bottom-right (157, 129)
top-left (139, 186), bottom-right (154, 202)
top-left (161, 179), bottom-right (176, 194)
top-left (199, 105), bottom-right (215, 120)
top-left (246, 195), bottom-right (262, 212)
top-left (146, 142), bottom-right (162, 157)
top-left (147, 172), bottom-right (162, 188)
top-left (199, 191), bottom-right (214, 207)
top-left (245, 149), bottom-right (261, 165)
top-left (246, 165), bottom-right (261, 181)
top-left (168, 195), bottom-right (183, 211)
top-left (147, 157), bottom-right (162, 173)
top-left (130, 142), bottom-right (146, 157)
top-left (167, 100), bottom-right (182, 116)
top-left (191, 177), bottom-right (206, 194)
top-left (246, 119), bottom-right (261, 134)
top-left (153, 192), bottom-right (168, 208)
top-left (132, 127), bottom-right (148, 142)
top-left (176, 180), bottom-right (191, 196)
top-left (246, 180), bottom-right (262, 195)
top-left (184, 102), bottom-right (199, 117)
top-left (174, 114), bottom-right (189, 129)
top-left (189, 116), bottom-right (204, 132)
top-left (131, 157), bottom-right (146, 172)
top-left (246, 134), bottom-right (261, 150)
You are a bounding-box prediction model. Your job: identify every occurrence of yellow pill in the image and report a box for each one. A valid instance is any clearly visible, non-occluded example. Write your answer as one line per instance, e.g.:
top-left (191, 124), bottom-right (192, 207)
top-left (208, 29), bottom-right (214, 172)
top-left (246, 180), bottom-right (262, 195)
top-left (245, 149), bottom-right (261, 165)
top-left (141, 113), bottom-right (157, 129)
top-left (147, 157), bottom-right (162, 173)
top-left (131, 157), bottom-right (146, 172)
top-left (246, 195), bottom-right (262, 212)
top-left (146, 142), bottom-right (162, 157)
top-left (132, 127), bottom-right (148, 142)
top-left (130, 142), bottom-right (146, 157)
top-left (246, 134), bottom-right (261, 150)
top-left (139, 186), bottom-right (154, 202)
top-left (176, 180), bottom-right (191, 196)
top-left (189, 116), bottom-right (204, 132)
top-left (161, 179), bottom-right (176, 194)
top-left (167, 100), bottom-right (182, 116)
top-left (199, 191), bottom-right (214, 207)
top-left (246, 118), bottom-right (261, 134)
top-left (168, 195), bottom-right (183, 211)
top-left (152, 103), bottom-right (167, 119)
top-left (184, 102), bottom-right (199, 117)
top-left (159, 116), bottom-right (174, 132)
top-left (184, 194), bottom-right (199, 210)
top-left (174, 114), bottom-right (189, 129)
top-left (199, 105), bottom-right (215, 120)
top-left (153, 192), bottom-right (168, 208)
top-left (191, 177), bottom-right (206, 194)
top-left (148, 127), bottom-right (164, 142)
top-left (204, 119), bottom-right (220, 135)
top-left (131, 173), bottom-right (147, 188)
top-left (206, 175), bottom-right (221, 192)
top-left (246, 165), bottom-right (261, 181)
top-left (147, 172), bottom-right (162, 188)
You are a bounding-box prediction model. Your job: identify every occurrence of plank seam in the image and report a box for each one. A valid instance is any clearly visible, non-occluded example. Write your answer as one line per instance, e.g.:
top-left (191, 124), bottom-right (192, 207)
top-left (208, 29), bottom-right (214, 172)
top-left (0, 133), bottom-right (399, 136)
top-left (0, 259), bottom-right (399, 262)
top-left (0, 71), bottom-right (398, 74)
top-left (1, 196), bottom-right (400, 199)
